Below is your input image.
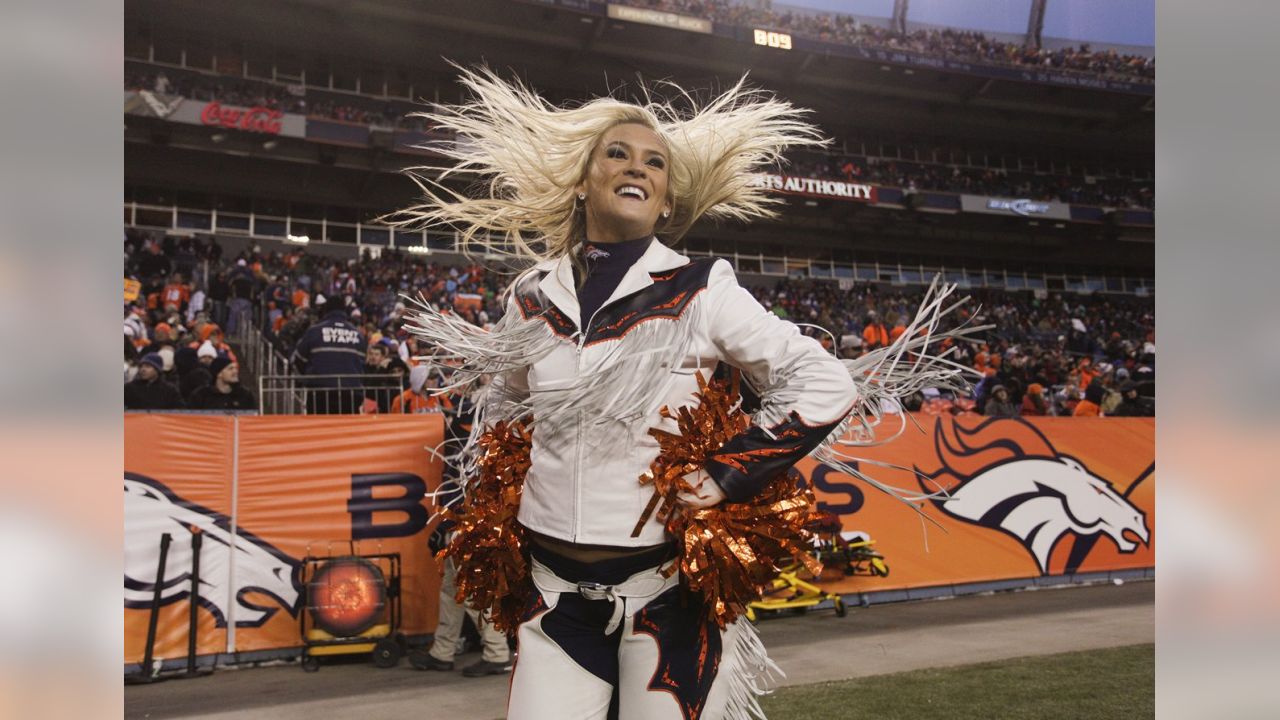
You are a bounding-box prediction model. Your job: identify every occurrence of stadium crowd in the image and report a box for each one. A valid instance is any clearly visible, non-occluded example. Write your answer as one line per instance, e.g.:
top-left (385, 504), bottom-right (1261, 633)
top-left (127, 68), bottom-right (308, 114)
top-left (753, 278), bottom-right (1154, 418)
top-left (124, 229), bottom-right (1153, 417)
top-left (618, 0), bottom-right (1154, 81)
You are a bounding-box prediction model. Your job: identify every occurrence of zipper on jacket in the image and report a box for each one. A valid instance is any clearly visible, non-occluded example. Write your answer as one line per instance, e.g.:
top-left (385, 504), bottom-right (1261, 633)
top-left (570, 304), bottom-right (607, 543)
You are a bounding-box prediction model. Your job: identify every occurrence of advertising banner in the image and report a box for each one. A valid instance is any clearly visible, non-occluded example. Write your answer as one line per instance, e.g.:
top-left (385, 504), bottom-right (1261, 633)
top-left (793, 415), bottom-right (1154, 596)
top-left (960, 193), bottom-right (1073, 220)
top-left (124, 414), bottom-right (445, 665)
top-left (1070, 205), bottom-right (1156, 228)
top-left (1118, 208), bottom-right (1155, 227)
top-left (125, 413), bottom-right (1152, 665)
top-left (124, 415), bottom-right (236, 665)
top-left (750, 173), bottom-right (878, 203)
top-left (915, 192), bottom-right (962, 213)
top-left (305, 118), bottom-right (371, 147)
top-left (606, 3), bottom-right (712, 33)
top-left (123, 91), bottom-right (307, 138)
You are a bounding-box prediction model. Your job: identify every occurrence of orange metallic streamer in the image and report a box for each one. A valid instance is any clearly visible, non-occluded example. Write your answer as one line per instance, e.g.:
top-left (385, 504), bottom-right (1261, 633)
top-left (638, 371), bottom-right (826, 628)
top-left (440, 419), bottom-right (535, 635)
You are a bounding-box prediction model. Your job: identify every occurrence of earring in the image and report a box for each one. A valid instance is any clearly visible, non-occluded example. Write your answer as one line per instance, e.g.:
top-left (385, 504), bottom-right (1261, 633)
top-left (662, 210), bottom-right (670, 218)
top-left (578, 193), bottom-right (586, 201)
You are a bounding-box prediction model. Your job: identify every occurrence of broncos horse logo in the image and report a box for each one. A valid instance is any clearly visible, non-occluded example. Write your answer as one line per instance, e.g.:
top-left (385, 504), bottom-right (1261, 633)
top-left (124, 473), bottom-right (301, 627)
top-left (918, 419), bottom-right (1150, 574)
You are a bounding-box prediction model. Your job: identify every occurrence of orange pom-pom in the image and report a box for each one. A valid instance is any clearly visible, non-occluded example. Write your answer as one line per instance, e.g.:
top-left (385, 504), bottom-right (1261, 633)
top-left (442, 419), bottom-right (535, 635)
top-left (639, 371), bottom-right (826, 627)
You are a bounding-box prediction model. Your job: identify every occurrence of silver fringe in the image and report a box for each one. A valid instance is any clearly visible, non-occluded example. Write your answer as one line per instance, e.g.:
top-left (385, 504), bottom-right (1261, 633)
top-left (723, 617), bottom-right (783, 720)
top-left (811, 276), bottom-right (989, 521)
top-left (528, 301), bottom-right (704, 433)
top-left (403, 291), bottom-right (706, 515)
top-left (400, 291), bottom-right (561, 393)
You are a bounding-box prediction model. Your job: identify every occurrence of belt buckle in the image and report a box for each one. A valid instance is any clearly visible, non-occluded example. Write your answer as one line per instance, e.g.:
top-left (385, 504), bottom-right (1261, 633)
top-left (576, 581), bottom-right (611, 601)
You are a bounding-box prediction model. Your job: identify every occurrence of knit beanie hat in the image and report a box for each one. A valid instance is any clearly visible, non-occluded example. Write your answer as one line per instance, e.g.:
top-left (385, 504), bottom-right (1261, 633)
top-left (208, 354), bottom-right (234, 379)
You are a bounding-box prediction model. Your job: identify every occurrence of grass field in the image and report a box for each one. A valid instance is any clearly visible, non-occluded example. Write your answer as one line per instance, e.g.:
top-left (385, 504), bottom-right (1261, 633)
top-left (758, 644), bottom-right (1154, 720)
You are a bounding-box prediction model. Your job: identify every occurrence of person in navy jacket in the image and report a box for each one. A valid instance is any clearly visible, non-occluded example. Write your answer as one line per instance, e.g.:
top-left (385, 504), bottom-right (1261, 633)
top-left (291, 298), bottom-right (367, 414)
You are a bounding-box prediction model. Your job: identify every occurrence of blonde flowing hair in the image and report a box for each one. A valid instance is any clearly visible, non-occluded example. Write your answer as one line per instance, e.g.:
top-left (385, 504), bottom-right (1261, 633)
top-left (379, 66), bottom-right (827, 265)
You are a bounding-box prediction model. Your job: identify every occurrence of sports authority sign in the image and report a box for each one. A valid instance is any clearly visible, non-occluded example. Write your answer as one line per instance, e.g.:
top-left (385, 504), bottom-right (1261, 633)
top-left (961, 193), bottom-right (1072, 220)
top-left (750, 174), bottom-right (878, 203)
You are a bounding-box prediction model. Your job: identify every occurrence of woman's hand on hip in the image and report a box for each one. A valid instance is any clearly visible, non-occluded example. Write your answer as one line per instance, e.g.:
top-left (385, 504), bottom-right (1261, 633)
top-left (676, 469), bottom-right (726, 509)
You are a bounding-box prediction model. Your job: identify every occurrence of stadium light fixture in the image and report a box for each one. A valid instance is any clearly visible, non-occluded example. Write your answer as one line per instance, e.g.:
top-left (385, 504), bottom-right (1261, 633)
top-left (406, 245), bottom-right (430, 255)
top-left (262, 139), bottom-right (278, 150)
top-left (286, 234), bottom-right (311, 244)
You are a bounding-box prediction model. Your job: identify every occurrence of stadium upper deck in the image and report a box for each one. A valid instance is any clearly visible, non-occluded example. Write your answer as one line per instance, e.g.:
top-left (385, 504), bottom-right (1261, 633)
top-left (123, 0), bottom-right (1152, 289)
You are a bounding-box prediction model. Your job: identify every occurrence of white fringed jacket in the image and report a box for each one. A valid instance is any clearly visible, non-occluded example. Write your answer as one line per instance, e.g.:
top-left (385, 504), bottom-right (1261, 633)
top-left (490, 239), bottom-right (858, 547)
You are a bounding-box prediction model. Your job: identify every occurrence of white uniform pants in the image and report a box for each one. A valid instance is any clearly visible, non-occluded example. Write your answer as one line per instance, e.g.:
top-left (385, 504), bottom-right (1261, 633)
top-left (506, 551), bottom-right (758, 720)
top-left (430, 557), bottom-right (510, 664)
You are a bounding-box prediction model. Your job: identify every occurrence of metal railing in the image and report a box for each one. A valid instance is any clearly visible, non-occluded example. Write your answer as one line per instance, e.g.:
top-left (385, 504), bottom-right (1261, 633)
top-left (226, 317), bottom-right (292, 389)
top-left (258, 374), bottom-right (412, 415)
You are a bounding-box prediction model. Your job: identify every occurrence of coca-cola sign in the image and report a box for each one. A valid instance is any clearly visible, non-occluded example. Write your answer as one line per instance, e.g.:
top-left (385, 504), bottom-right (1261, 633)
top-left (200, 101), bottom-right (283, 135)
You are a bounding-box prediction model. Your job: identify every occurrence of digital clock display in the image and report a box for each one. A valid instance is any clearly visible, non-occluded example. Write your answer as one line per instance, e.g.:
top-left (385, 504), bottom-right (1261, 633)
top-left (753, 29), bottom-right (792, 50)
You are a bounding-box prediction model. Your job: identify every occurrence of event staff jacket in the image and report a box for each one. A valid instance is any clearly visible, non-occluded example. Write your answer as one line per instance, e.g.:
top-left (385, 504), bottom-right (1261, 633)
top-left (292, 311), bottom-right (368, 387)
top-left (495, 240), bottom-right (858, 547)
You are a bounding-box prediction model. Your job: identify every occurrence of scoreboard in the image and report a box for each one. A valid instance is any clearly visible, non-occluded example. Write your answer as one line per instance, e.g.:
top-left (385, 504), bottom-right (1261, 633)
top-left (753, 28), bottom-right (792, 50)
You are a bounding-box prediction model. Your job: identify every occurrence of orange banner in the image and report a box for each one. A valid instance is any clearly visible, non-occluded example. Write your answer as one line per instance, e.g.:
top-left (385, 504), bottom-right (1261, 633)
top-left (125, 415), bottom-right (234, 665)
top-left (794, 415), bottom-right (1154, 595)
top-left (124, 414), bottom-right (444, 665)
top-left (125, 413), bottom-right (1153, 664)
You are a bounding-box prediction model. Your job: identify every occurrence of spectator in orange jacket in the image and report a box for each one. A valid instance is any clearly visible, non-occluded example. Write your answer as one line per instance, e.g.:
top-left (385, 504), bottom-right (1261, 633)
top-left (391, 366), bottom-right (454, 414)
top-left (1077, 357), bottom-right (1098, 390)
top-left (1021, 383), bottom-right (1048, 416)
top-left (861, 312), bottom-right (889, 350)
top-left (161, 274), bottom-right (190, 312)
top-left (889, 322), bottom-right (907, 344)
top-left (1073, 382), bottom-right (1105, 417)
top-left (973, 345), bottom-right (990, 374)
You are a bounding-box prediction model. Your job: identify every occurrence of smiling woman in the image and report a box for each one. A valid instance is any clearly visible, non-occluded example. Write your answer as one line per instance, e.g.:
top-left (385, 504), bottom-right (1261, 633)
top-left (387, 68), bottom-right (974, 720)
top-left (577, 123), bottom-right (672, 244)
